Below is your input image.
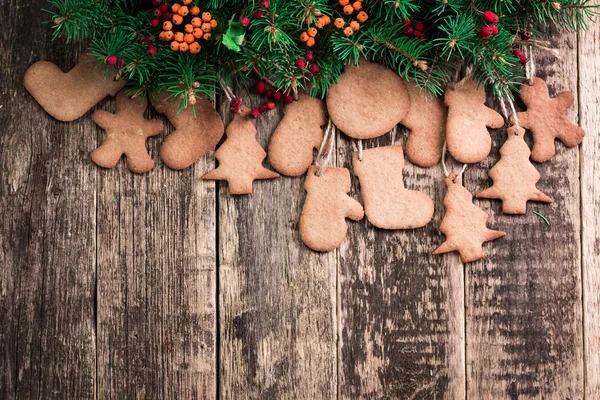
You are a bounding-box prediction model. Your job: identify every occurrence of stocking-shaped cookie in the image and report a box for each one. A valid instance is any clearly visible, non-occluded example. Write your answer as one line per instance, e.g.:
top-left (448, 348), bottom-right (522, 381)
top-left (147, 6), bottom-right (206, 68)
top-left (300, 166), bottom-right (364, 252)
top-left (24, 53), bottom-right (127, 121)
top-left (445, 80), bottom-right (504, 163)
top-left (401, 81), bottom-right (447, 167)
top-left (153, 93), bottom-right (224, 170)
top-left (91, 91), bottom-right (164, 173)
top-left (511, 77), bottom-right (585, 162)
top-left (476, 126), bottom-right (552, 214)
top-left (268, 94), bottom-right (327, 176)
top-left (326, 58), bottom-right (410, 139)
top-left (353, 145), bottom-right (433, 229)
top-left (433, 174), bottom-right (506, 263)
top-left (203, 106), bottom-right (279, 194)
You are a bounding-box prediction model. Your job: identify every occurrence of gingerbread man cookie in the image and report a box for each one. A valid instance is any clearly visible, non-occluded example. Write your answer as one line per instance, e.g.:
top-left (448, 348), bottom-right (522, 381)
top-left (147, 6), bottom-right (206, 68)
top-left (300, 166), bottom-right (364, 252)
top-left (91, 91), bottom-right (164, 173)
top-left (511, 77), bottom-right (585, 162)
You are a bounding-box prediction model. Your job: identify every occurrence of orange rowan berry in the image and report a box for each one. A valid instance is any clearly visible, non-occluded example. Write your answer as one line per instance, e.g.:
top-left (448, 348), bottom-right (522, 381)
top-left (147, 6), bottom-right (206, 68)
top-left (189, 41), bottom-right (201, 54)
top-left (339, 0), bottom-right (349, 5)
top-left (201, 22), bottom-right (211, 32)
top-left (334, 18), bottom-right (345, 28)
top-left (159, 31), bottom-right (167, 40)
top-left (179, 42), bottom-right (189, 52)
top-left (171, 3), bottom-right (180, 13)
top-left (170, 41), bottom-right (180, 51)
top-left (356, 11), bottom-right (368, 22)
top-left (163, 21), bottom-right (173, 31)
top-left (182, 0), bottom-right (192, 4)
top-left (164, 31), bottom-right (174, 41)
top-left (350, 21), bottom-right (360, 31)
top-left (191, 17), bottom-right (202, 27)
top-left (178, 6), bottom-right (189, 16)
top-left (307, 27), bottom-right (318, 37)
top-left (306, 37), bottom-right (315, 47)
top-left (322, 16), bottom-right (331, 25)
top-left (190, 6), bottom-right (200, 16)
top-left (352, 1), bottom-right (362, 11)
top-left (202, 12), bottom-right (212, 22)
top-left (172, 14), bottom-right (184, 25)
top-left (193, 27), bottom-right (203, 38)
top-left (210, 19), bottom-right (218, 28)
top-left (344, 26), bottom-right (354, 36)
top-left (184, 23), bottom-right (194, 33)
top-left (343, 5), bottom-right (353, 14)
top-left (299, 31), bottom-right (309, 42)
top-left (184, 33), bottom-right (195, 43)
top-left (174, 32), bottom-right (185, 42)
top-left (203, 32), bottom-right (212, 40)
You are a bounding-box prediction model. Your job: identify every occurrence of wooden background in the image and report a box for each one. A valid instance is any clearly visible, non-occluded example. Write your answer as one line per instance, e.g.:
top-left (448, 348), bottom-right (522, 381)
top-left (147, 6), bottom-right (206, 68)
top-left (1, 1), bottom-right (599, 399)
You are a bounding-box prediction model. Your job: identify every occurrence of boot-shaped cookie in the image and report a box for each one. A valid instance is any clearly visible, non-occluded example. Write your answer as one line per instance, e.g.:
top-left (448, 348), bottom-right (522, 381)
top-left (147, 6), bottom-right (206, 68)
top-left (268, 94), bottom-right (327, 176)
top-left (445, 80), bottom-right (504, 163)
top-left (154, 92), bottom-right (224, 170)
top-left (300, 166), bottom-right (364, 252)
top-left (353, 145), bottom-right (433, 229)
top-left (24, 53), bottom-right (127, 121)
top-left (91, 91), bottom-right (164, 173)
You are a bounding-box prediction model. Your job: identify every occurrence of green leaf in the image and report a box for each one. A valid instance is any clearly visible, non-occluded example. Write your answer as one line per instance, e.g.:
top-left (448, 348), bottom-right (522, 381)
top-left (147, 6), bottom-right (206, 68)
top-left (223, 16), bottom-right (245, 52)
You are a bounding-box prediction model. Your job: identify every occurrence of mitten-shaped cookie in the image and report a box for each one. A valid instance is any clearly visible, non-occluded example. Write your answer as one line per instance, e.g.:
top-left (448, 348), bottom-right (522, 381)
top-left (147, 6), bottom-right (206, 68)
top-left (353, 145), bottom-right (433, 229)
top-left (326, 59), bottom-right (410, 139)
top-left (24, 53), bottom-right (127, 121)
top-left (401, 81), bottom-right (447, 167)
top-left (511, 77), bottom-right (585, 162)
top-left (300, 166), bottom-right (364, 252)
top-left (476, 126), bottom-right (552, 214)
top-left (91, 91), bottom-right (164, 173)
top-left (153, 93), bottom-right (224, 170)
top-left (268, 94), bottom-right (327, 176)
top-left (445, 80), bottom-right (504, 163)
top-left (203, 106), bottom-right (279, 194)
top-left (433, 174), bottom-right (506, 263)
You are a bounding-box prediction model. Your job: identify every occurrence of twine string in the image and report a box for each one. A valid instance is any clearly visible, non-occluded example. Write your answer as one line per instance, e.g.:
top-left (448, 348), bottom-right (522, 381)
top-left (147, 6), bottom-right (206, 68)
top-left (315, 119), bottom-right (335, 176)
top-left (441, 141), bottom-right (467, 182)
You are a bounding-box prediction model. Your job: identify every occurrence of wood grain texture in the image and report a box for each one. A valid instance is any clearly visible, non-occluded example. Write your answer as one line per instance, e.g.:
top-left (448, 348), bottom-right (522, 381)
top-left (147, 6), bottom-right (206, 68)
top-left (0, 4), bottom-right (96, 399)
top-left (578, 3), bottom-right (600, 397)
top-left (218, 90), bottom-right (337, 399)
top-left (96, 104), bottom-right (217, 398)
top-left (465, 29), bottom-right (584, 398)
top-left (337, 130), bottom-right (466, 398)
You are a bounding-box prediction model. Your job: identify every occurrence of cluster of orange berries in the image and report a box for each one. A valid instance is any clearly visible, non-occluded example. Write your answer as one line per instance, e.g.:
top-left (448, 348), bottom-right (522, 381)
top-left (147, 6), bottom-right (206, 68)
top-left (298, 15), bottom-right (331, 47)
top-left (334, 0), bottom-right (368, 37)
top-left (158, 0), bottom-right (218, 54)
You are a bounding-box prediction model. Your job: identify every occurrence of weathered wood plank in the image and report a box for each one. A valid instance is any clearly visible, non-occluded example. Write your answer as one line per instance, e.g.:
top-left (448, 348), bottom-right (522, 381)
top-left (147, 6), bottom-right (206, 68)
top-left (337, 130), bottom-right (466, 398)
top-left (218, 91), bottom-right (337, 399)
top-left (578, 5), bottom-right (600, 397)
top-left (0, 3), bottom-right (96, 399)
top-left (466, 30), bottom-right (584, 398)
top-left (96, 104), bottom-right (217, 398)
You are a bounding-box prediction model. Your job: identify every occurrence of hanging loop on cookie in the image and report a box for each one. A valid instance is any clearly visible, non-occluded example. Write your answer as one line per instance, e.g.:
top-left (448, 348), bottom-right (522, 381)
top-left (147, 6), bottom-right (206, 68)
top-left (498, 93), bottom-right (521, 134)
top-left (351, 140), bottom-right (364, 161)
top-left (441, 141), bottom-right (467, 182)
top-left (315, 119), bottom-right (335, 176)
top-left (525, 45), bottom-right (536, 85)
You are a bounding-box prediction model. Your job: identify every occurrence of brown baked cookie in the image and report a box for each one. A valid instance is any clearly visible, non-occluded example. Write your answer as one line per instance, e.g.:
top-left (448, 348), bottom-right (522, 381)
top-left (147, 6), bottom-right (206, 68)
top-left (268, 94), bottom-right (327, 176)
top-left (511, 77), bottom-right (585, 162)
top-left (353, 145), bottom-right (433, 229)
top-left (477, 126), bottom-right (552, 214)
top-left (433, 173), bottom-right (506, 263)
top-left (153, 92), bottom-right (224, 170)
top-left (401, 81), bottom-right (447, 167)
top-left (300, 166), bottom-right (364, 252)
top-left (24, 53), bottom-right (127, 122)
top-left (326, 58), bottom-right (410, 139)
top-left (445, 80), bottom-right (504, 163)
top-left (203, 106), bottom-right (279, 194)
top-left (91, 91), bottom-right (164, 173)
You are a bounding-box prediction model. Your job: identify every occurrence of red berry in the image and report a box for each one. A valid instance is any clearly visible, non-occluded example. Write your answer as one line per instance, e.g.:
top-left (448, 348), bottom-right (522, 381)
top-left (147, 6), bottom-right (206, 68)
top-left (266, 100), bottom-right (276, 110)
top-left (259, 0), bottom-right (269, 8)
top-left (404, 27), bottom-right (413, 36)
top-left (151, 0), bottom-right (162, 7)
top-left (309, 64), bottom-right (320, 74)
top-left (160, 4), bottom-right (169, 13)
top-left (229, 98), bottom-right (241, 112)
top-left (489, 25), bottom-right (498, 35)
top-left (512, 49), bottom-right (523, 57)
top-left (144, 35), bottom-right (155, 45)
top-left (254, 10), bottom-right (264, 18)
top-left (265, 89), bottom-right (273, 98)
top-left (413, 30), bottom-right (423, 39)
top-left (413, 21), bottom-right (424, 31)
top-left (255, 81), bottom-right (266, 93)
top-left (258, 105), bottom-right (268, 114)
top-left (106, 55), bottom-right (117, 66)
top-left (153, 9), bottom-right (162, 17)
top-left (521, 30), bottom-right (531, 40)
top-left (519, 55), bottom-right (528, 65)
top-left (240, 17), bottom-right (250, 27)
top-left (482, 10), bottom-right (499, 24)
top-left (149, 18), bottom-right (160, 28)
top-left (116, 57), bottom-right (125, 68)
top-left (251, 109), bottom-right (260, 119)
top-left (477, 26), bottom-right (491, 39)
top-left (296, 58), bottom-right (306, 69)
top-left (273, 91), bottom-right (282, 102)
top-left (161, 11), bottom-right (171, 20)
top-left (283, 94), bottom-right (294, 104)
top-left (305, 51), bottom-right (314, 61)
top-left (401, 19), bottom-right (412, 27)
top-left (146, 45), bottom-right (157, 56)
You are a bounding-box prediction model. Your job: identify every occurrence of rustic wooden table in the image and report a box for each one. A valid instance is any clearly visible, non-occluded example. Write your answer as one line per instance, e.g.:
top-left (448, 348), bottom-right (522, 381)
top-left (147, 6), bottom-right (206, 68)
top-left (1, 2), bottom-right (599, 399)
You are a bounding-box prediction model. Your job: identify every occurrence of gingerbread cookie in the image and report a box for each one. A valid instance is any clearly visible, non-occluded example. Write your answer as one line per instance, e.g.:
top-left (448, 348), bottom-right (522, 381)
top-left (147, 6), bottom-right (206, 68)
top-left (353, 145), bottom-right (433, 229)
top-left (445, 80), bottom-right (504, 163)
top-left (24, 53), bottom-right (127, 122)
top-left (153, 93), bottom-right (224, 170)
top-left (326, 58), bottom-right (410, 139)
top-left (476, 126), bottom-right (552, 214)
top-left (268, 94), bottom-right (327, 176)
top-left (203, 106), bottom-right (279, 194)
top-left (433, 174), bottom-right (506, 263)
top-left (511, 77), bottom-right (585, 162)
top-left (401, 81), bottom-right (447, 167)
top-left (91, 91), bottom-right (164, 173)
top-left (300, 166), bottom-right (364, 251)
